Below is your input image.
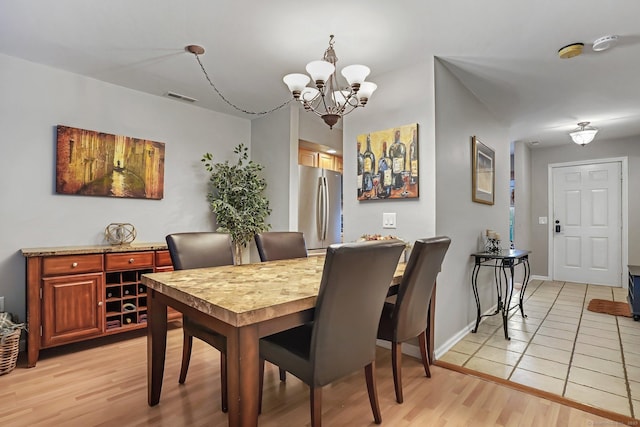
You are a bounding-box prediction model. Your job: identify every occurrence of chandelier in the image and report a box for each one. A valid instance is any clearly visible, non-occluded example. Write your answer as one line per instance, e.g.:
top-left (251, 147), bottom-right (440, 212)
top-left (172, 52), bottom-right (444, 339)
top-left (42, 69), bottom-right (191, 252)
top-left (282, 35), bottom-right (377, 129)
top-left (569, 121), bottom-right (598, 146)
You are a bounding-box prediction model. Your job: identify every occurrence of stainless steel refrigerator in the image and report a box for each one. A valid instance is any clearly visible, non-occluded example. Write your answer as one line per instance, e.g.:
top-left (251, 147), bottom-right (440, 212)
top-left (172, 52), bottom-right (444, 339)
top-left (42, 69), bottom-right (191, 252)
top-left (298, 165), bottom-right (342, 249)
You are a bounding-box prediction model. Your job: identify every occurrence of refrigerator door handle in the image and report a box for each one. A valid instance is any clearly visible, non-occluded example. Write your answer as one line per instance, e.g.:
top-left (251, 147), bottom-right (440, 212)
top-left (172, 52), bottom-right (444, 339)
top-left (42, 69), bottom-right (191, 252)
top-left (321, 177), bottom-right (329, 240)
top-left (316, 177), bottom-right (324, 239)
top-left (316, 176), bottom-right (328, 240)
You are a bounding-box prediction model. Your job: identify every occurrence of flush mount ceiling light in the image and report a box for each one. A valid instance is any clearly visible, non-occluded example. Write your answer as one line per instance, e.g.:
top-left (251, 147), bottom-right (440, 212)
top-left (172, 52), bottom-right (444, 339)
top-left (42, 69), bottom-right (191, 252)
top-left (283, 35), bottom-right (377, 129)
top-left (558, 43), bottom-right (584, 59)
top-left (593, 35), bottom-right (619, 52)
top-left (569, 121), bottom-right (598, 146)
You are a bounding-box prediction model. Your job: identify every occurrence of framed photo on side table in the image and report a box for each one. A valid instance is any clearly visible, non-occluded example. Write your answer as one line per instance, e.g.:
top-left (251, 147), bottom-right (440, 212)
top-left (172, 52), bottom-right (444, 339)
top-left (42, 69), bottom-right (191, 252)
top-left (471, 136), bottom-right (495, 205)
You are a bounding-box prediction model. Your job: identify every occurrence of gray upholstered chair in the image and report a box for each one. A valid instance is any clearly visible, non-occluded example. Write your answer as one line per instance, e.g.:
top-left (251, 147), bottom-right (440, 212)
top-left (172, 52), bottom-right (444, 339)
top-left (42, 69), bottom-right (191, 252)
top-left (258, 239), bottom-right (405, 427)
top-left (377, 236), bottom-right (451, 404)
top-left (254, 231), bottom-right (308, 382)
top-left (165, 232), bottom-right (234, 412)
top-left (254, 231), bottom-right (308, 261)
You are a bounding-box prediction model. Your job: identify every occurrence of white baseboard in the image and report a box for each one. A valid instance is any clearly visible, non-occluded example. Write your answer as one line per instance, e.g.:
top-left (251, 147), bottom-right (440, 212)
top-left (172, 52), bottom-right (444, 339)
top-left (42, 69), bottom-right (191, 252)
top-left (530, 274), bottom-right (550, 281)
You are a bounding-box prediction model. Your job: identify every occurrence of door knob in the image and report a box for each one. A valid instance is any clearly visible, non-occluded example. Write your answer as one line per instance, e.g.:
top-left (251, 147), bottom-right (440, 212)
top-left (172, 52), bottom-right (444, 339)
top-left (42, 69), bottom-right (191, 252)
top-left (555, 220), bottom-right (561, 233)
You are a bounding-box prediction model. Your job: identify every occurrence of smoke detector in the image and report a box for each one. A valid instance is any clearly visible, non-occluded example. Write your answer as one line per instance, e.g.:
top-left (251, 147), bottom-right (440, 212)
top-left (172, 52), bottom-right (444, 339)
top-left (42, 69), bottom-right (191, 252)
top-left (558, 43), bottom-right (584, 59)
top-left (592, 35), bottom-right (618, 52)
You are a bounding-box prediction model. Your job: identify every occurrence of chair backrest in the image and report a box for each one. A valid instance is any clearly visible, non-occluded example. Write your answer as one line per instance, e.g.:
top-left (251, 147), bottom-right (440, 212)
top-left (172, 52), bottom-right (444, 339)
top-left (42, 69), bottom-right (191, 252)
top-left (392, 236), bottom-right (451, 342)
top-left (165, 232), bottom-right (235, 270)
top-left (310, 239), bottom-right (405, 386)
top-left (254, 231), bottom-right (308, 261)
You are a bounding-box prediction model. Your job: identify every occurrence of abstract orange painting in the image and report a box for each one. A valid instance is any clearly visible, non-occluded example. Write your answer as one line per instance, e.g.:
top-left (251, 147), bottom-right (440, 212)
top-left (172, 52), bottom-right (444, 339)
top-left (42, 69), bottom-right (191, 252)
top-left (56, 125), bottom-right (165, 199)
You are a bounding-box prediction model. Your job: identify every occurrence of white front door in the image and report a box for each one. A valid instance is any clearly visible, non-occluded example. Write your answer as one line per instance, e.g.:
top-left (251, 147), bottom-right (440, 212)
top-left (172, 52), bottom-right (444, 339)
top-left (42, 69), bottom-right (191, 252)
top-left (552, 162), bottom-right (621, 286)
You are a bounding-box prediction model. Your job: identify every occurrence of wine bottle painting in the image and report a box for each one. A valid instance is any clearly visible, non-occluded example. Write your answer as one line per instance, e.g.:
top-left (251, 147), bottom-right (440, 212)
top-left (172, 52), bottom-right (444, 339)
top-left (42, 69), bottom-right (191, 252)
top-left (356, 123), bottom-right (419, 200)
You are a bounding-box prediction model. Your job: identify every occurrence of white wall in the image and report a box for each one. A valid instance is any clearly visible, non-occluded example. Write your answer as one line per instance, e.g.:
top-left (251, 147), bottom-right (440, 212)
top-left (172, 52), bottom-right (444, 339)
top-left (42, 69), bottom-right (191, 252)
top-left (514, 141), bottom-right (532, 254)
top-left (342, 60), bottom-right (437, 244)
top-left (434, 59), bottom-right (510, 352)
top-left (298, 111), bottom-right (343, 152)
top-left (0, 53), bottom-right (251, 321)
top-left (251, 105), bottom-right (297, 235)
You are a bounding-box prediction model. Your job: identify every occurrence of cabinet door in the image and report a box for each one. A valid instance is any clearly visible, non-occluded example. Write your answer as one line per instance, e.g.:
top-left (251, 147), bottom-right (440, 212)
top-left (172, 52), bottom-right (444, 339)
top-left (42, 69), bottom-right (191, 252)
top-left (42, 272), bottom-right (104, 347)
top-left (298, 148), bottom-right (318, 167)
top-left (335, 156), bottom-right (343, 173)
top-left (318, 152), bottom-right (335, 170)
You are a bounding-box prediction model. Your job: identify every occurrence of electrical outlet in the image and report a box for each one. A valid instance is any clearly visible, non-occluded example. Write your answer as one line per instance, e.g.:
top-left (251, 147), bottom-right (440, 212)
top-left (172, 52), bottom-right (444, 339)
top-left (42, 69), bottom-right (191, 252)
top-left (383, 212), bottom-right (397, 229)
top-left (0, 296), bottom-right (4, 312)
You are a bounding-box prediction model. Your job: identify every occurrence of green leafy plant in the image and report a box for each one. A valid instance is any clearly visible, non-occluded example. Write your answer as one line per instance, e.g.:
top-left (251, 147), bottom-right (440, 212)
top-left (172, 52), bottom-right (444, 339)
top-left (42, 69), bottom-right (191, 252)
top-left (201, 143), bottom-right (271, 263)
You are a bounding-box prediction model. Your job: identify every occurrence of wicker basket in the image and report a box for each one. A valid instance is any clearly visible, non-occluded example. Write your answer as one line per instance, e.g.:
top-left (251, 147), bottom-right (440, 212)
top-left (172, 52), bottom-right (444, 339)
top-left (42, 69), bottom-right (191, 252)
top-left (0, 328), bottom-right (21, 375)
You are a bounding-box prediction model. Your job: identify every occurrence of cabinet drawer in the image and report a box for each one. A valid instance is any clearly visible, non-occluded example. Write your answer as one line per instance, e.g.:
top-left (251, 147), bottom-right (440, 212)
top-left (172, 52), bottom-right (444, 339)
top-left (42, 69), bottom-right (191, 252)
top-left (155, 250), bottom-right (173, 268)
top-left (43, 254), bottom-right (104, 276)
top-left (105, 252), bottom-right (154, 271)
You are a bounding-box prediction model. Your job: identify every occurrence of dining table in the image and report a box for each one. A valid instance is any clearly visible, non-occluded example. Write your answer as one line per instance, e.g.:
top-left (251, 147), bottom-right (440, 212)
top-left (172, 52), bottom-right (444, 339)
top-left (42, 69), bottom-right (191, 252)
top-left (142, 255), bottom-right (408, 427)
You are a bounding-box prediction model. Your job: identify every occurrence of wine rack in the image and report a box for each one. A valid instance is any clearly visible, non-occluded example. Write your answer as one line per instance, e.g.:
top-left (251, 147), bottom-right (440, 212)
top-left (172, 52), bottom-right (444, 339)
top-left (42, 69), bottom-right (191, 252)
top-left (105, 269), bottom-right (152, 330)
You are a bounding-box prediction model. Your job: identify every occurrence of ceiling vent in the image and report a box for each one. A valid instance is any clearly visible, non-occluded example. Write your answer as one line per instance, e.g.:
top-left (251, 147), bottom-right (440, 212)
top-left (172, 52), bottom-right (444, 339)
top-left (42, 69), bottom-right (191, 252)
top-left (166, 92), bottom-right (197, 103)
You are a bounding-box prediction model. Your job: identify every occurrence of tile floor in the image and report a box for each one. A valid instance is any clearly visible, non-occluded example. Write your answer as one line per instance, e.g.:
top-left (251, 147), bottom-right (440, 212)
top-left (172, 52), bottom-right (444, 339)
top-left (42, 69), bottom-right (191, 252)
top-left (439, 279), bottom-right (640, 418)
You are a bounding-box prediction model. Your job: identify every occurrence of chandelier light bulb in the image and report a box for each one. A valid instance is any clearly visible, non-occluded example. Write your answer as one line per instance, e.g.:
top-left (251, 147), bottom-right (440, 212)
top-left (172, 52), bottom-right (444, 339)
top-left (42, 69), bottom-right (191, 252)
top-left (341, 64), bottom-right (370, 88)
top-left (306, 60), bottom-right (335, 86)
top-left (357, 82), bottom-right (377, 104)
top-left (283, 73), bottom-right (311, 97)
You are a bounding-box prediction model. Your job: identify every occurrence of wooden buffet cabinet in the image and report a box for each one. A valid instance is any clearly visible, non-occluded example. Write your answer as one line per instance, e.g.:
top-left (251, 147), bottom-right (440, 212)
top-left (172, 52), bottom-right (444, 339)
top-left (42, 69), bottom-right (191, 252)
top-left (21, 243), bottom-right (179, 367)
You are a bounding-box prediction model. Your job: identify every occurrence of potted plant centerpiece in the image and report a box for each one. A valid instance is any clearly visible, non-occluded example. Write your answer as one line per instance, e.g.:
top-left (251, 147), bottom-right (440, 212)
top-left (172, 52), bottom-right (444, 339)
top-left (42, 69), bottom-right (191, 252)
top-left (202, 143), bottom-right (271, 264)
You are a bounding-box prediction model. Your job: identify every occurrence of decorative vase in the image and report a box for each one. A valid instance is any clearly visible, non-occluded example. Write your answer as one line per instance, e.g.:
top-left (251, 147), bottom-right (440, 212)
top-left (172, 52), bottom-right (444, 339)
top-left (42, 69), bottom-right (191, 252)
top-left (234, 242), bottom-right (243, 265)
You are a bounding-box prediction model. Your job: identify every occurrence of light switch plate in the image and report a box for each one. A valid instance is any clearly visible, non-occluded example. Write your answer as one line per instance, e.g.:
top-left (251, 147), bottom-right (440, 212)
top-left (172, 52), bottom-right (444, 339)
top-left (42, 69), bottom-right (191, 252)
top-left (538, 216), bottom-right (548, 225)
top-left (383, 212), bottom-right (397, 229)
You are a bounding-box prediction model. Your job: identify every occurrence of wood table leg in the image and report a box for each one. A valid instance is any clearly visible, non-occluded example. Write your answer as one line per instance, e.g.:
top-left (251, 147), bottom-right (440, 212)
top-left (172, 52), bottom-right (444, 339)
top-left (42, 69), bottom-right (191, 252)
top-left (147, 289), bottom-right (168, 406)
top-left (225, 324), bottom-right (260, 427)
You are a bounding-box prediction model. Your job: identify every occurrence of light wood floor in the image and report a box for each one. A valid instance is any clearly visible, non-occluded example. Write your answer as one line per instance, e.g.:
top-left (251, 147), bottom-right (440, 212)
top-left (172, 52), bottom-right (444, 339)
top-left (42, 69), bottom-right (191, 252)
top-left (0, 324), bottom-right (620, 427)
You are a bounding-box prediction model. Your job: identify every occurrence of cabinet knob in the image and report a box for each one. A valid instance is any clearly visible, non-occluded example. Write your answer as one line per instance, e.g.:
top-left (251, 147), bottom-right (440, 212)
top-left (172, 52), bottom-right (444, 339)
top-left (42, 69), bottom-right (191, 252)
top-left (98, 301), bottom-right (103, 306)
top-left (71, 262), bottom-right (78, 268)
top-left (128, 258), bottom-right (134, 264)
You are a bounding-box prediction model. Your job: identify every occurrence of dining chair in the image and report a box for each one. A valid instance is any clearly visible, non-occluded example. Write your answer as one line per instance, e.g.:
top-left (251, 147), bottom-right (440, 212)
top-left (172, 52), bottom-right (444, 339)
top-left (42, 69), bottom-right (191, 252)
top-left (376, 236), bottom-right (451, 404)
top-left (254, 231), bottom-right (308, 261)
top-left (258, 239), bottom-right (405, 427)
top-left (165, 232), bottom-right (235, 413)
top-left (254, 231), bottom-right (307, 382)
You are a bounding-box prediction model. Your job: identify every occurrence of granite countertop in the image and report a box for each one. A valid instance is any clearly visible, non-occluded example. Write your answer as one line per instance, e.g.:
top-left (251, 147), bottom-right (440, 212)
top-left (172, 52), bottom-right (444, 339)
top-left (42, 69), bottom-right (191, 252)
top-left (21, 242), bottom-right (168, 257)
top-left (142, 256), bottom-right (405, 327)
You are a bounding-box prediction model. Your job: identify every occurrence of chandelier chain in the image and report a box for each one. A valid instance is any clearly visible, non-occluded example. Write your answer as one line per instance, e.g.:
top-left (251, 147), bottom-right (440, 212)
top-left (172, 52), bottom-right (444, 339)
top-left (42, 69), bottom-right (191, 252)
top-left (193, 54), bottom-right (292, 116)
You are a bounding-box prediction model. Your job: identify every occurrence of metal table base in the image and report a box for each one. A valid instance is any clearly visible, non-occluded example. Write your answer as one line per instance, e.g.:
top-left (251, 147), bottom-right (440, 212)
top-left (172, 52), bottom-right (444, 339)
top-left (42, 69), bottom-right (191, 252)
top-left (471, 249), bottom-right (531, 340)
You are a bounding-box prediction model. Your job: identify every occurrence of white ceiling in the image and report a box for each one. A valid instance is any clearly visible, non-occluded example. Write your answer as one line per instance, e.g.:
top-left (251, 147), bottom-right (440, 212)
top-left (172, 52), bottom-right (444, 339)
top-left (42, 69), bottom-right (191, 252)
top-left (2, 0), bottom-right (640, 147)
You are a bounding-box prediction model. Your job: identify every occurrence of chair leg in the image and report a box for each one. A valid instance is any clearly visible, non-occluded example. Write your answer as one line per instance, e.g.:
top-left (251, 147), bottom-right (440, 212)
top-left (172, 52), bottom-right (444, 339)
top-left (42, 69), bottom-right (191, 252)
top-left (179, 333), bottom-right (193, 384)
top-left (279, 367), bottom-right (286, 382)
top-left (365, 361), bottom-right (382, 424)
top-left (310, 386), bottom-right (322, 427)
top-left (391, 342), bottom-right (403, 404)
top-left (258, 358), bottom-right (265, 415)
top-left (221, 352), bottom-right (228, 413)
top-left (426, 301), bottom-right (433, 365)
top-left (418, 330), bottom-right (431, 378)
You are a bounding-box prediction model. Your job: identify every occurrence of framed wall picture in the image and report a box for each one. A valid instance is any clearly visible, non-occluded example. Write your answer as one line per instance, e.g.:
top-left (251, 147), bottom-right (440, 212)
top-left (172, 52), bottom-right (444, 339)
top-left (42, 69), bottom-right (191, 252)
top-left (356, 123), bottom-right (419, 200)
top-left (471, 136), bottom-right (494, 205)
top-left (56, 125), bottom-right (165, 199)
